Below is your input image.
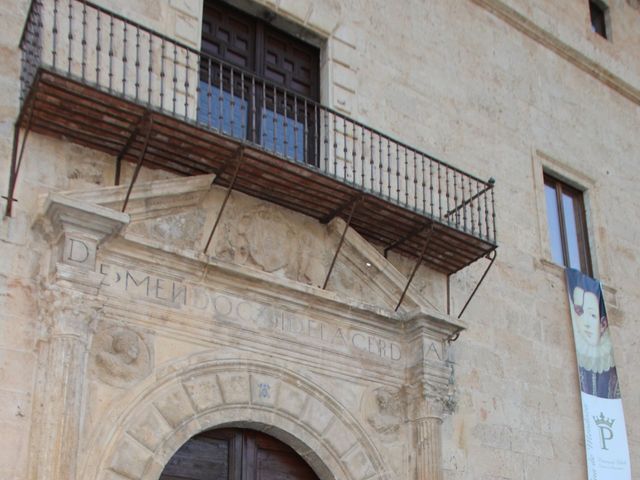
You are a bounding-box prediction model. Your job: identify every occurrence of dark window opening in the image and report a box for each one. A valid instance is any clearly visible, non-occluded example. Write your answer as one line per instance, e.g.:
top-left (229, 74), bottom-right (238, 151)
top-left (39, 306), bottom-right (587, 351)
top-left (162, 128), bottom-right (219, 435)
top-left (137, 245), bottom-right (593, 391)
top-left (199, 1), bottom-right (320, 165)
top-left (544, 174), bottom-right (592, 275)
top-left (589, 1), bottom-right (608, 38)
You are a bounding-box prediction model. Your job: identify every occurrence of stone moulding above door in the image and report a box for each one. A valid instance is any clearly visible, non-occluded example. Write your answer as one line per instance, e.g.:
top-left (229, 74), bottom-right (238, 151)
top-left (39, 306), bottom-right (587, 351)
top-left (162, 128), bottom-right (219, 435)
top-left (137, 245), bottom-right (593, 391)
top-left (80, 358), bottom-right (392, 480)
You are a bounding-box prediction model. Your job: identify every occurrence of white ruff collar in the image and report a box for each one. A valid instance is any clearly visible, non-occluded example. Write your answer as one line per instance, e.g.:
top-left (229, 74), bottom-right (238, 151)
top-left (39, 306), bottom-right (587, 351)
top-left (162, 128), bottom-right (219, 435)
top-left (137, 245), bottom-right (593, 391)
top-left (573, 327), bottom-right (616, 373)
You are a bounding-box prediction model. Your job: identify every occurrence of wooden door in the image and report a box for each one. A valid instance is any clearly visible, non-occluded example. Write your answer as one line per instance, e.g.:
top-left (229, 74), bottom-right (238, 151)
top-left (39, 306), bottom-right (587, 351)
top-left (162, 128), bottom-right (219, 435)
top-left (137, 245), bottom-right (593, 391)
top-left (159, 428), bottom-right (320, 480)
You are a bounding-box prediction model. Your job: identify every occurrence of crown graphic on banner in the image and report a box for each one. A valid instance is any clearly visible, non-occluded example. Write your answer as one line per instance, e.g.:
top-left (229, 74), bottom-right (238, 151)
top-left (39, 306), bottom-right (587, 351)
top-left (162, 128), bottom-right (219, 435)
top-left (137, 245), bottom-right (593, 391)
top-left (593, 412), bottom-right (615, 428)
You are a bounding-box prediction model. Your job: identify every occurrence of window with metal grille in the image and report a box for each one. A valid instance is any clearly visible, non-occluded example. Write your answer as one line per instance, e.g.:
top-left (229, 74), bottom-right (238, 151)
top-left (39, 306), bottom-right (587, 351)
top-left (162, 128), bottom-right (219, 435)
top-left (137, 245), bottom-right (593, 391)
top-left (544, 174), bottom-right (592, 274)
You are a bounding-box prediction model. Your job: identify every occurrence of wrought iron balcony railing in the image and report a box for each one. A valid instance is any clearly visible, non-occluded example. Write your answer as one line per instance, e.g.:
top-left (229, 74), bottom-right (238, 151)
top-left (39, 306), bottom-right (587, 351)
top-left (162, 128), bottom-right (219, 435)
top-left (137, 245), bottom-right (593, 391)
top-left (11, 0), bottom-right (497, 277)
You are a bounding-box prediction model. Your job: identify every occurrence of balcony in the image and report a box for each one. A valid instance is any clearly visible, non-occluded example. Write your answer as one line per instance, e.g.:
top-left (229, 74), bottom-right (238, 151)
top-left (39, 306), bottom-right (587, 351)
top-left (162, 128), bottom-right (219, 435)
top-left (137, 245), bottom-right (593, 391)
top-left (9, 0), bottom-right (497, 275)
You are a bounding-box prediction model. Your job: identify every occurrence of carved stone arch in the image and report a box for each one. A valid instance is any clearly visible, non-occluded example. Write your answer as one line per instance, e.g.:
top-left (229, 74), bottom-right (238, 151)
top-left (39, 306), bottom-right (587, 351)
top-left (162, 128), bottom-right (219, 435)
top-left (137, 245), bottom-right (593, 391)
top-left (82, 357), bottom-right (393, 480)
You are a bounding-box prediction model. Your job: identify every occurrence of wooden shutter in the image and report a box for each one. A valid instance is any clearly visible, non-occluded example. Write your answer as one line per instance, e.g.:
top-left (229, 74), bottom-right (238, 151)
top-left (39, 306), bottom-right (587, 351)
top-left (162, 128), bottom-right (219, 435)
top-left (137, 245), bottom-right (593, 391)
top-left (202, 2), bottom-right (319, 101)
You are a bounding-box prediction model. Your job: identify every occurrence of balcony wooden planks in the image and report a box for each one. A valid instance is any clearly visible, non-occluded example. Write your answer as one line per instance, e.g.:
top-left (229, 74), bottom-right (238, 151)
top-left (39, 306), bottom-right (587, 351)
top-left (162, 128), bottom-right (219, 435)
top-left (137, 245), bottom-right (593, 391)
top-left (21, 68), bottom-right (496, 274)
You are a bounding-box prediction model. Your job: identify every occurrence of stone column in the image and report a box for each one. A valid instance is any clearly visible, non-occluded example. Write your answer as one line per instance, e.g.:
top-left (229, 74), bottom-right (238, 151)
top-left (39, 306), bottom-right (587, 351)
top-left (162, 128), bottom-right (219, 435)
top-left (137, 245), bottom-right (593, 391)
top-left (413, 399), bottom-right (445, 480)
top-left (29, 194), bottom-right (128, 480)
top-left (403, 310), bottom-right (464, 480)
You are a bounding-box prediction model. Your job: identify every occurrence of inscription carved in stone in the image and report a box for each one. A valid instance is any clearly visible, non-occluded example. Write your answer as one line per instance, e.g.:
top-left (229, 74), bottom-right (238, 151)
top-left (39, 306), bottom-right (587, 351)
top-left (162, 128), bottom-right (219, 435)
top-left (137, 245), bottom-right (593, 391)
top-left (91, 326), bottom-right (152, 387)
top-left (98, 262), bottom-right (403, 362)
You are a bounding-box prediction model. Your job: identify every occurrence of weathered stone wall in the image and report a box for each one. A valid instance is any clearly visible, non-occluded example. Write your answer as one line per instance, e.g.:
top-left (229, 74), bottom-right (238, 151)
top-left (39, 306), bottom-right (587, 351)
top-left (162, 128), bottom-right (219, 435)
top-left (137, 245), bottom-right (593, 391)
top-left (0, 0), bottom-right (638, 479)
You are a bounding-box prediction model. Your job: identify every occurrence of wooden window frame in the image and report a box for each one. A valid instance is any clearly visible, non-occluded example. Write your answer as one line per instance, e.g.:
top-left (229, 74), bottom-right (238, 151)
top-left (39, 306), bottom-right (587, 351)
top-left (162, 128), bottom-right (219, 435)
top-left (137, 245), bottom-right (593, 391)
top-left (544, 174), bottom-right (593, 275)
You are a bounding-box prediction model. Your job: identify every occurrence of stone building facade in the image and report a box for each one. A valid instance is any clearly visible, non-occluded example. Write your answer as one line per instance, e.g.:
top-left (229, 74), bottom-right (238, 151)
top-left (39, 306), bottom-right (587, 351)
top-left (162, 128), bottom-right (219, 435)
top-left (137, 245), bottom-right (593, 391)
top-left (0, 0), bottom-right (638, 479)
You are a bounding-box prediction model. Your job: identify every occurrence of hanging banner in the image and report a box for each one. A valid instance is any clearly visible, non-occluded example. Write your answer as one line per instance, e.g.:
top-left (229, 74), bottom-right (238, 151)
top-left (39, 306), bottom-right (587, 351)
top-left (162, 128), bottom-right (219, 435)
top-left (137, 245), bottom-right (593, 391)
top-left (565, 268), bottom-right (631, 479)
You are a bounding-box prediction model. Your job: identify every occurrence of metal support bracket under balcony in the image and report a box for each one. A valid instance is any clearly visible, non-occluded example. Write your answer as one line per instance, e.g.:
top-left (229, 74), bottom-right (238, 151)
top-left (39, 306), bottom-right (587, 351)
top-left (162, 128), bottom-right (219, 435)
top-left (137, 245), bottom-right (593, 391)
top-left (203, 147), bottom-right (245, 254)
top-left (115, 112), bottom-right (152, 186)
top-left (395, 224), bottom-right (435, 311)
top-left (455, 249), bottom-right (498, 319)
top-left (121, 114), bottom-right (154, 213)
top-left (3, 103), bottom-right (35, 218)
top-left (322, 197), bottom-right (361, 289)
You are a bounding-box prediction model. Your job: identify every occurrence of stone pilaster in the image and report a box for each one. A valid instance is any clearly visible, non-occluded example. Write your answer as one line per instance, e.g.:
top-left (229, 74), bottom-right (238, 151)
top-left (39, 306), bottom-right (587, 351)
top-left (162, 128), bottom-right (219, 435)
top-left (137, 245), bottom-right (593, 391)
top-left (29, 194), bottom-right (128, 480)
top-left (403, 310), bottom-right (464, 480)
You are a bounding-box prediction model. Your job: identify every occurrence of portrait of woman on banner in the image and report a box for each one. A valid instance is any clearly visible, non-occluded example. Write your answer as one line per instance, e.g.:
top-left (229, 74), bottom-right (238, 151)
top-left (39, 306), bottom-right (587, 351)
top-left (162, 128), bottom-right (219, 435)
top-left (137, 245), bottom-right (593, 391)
top-left (566, 268), bottom-right (620, 399)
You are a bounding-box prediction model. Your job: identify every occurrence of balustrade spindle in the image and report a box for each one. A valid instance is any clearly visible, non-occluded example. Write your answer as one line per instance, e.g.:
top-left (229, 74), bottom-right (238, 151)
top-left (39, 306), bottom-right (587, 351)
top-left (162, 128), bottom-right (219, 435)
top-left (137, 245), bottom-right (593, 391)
top-left (159, 38), bottom-right (165, 110)
top-left (108, 14), bottom-right (113, 92)
top-left (293, 95), bottom-right (298, 162)
top-left (453, 171), bottom-right (459, 227)
top-left (378, 135), bottom-right (383, 195)
top-left (323, 109), bottom-right (328, 173)
top-left (262, 82), bottom-right (267, 147)
top-left (369, 130), bottom-right (374, 191)
top-left (251, 77), bottom-right (256, 142)
top-left (218, 62), bottom-right (223, 130)
top-left (135, 26), bottom-right (140, 100)
top-left (272, 86), bottom-right (277, 153)
top-left (333, 113), bottom-right (338, 177)
top-left (437, 163), bottom-right (442, 220)
top-left (387, 141), bottom-right (391, 199)
top-left (477, 181), bottom-right (483, 238)
top-left (184, 49), bottom-right (190, 120)
top-left (95, 10), bottom-right (101, 83)
top-left (147, 34), bottom-right (153, 105)
top-left (283, 90), bottom-right (288, 157)
top-left (396, 143), bottom-right (400, 201)
top-left (52, 0), bottom-right (58, 69)
top-left (67, 0), bottom-right (73, 75)
top-left (352, 122), bottom-right (357, 183)
top-left (412, 151), bottom-right (417, 209)
top-left (343, 119), bottom-right (348, 180)
top-left (122, 22), bottom-right (127, 95)
top-left (229, 67), bottom-right (235, 133)
top-left (462, 174), bottom-right (467, 231)
top-left (195, 53), bottom-right (202, 122)
top-left (360, 125), bottom-right (365, 187)
top-left (421, 154), bottom-right (426, 212)
top-left (443, 168), bottom-right (450, 224)
top-left (172, 44), bottom-right (178, 114)
top-left (240, 72), bottom-right (246, 139)
top-left (429, 161), bottom-right (434, 218)
top-left (469, 177), bottom-right (475, 235)
top-left (404, 148), bottom-right (409, 205)
top-left (206, 58), bottom-right (212, 127)
top-left (484, 186), bottom-right (490, 240)
top-left (302, 99), bottom-right (308, 163)
top-left (491, 186), bottom-right (497, 242)
top-left (80, 0), bottom-right (86, 80)
top-left (314, 104), bottom-right (319, 166)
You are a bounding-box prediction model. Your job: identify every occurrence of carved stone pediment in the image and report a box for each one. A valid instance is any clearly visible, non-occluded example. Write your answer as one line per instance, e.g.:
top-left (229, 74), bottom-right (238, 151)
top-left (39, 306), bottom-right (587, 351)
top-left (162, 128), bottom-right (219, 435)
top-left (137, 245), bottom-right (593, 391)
top-left (57, 174), bottom-right (436, 311)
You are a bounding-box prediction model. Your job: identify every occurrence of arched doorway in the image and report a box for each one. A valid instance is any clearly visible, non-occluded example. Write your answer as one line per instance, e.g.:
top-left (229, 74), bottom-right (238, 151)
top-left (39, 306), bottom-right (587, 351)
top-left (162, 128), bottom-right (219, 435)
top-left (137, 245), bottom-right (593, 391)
top-left (159, 428), bottom-right (320, 480)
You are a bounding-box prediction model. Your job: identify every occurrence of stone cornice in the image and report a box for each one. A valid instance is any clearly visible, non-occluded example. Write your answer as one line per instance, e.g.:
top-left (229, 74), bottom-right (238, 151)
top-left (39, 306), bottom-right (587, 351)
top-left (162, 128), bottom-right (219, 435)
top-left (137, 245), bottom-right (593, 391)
top-left (41, 193), bottom-right (130, 243)
top-left (469, 0), bottom-right (640, 106)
